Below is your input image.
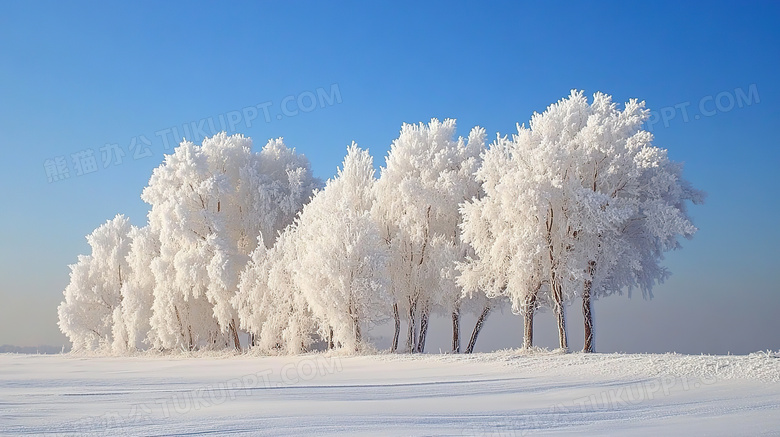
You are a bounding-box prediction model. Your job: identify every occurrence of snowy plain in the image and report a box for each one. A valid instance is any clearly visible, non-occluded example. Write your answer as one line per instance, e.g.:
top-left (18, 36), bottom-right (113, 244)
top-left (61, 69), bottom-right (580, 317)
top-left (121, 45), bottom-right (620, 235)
top-left (2, 350), bottom-right (779, 436)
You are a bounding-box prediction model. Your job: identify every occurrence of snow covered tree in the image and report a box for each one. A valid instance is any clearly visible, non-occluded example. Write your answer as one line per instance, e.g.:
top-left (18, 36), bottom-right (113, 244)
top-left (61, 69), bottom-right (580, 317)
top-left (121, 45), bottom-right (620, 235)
top-left (458, 136), bottom-right (552, 350)
top-left (58, 215), bottom-right (133, 351)
top-left (292, 144), bottom-right (391, 351)
top-left (113, 225), bottom-right (159, 352)
top-left (460, 93), bottom-right (598, 351)
top-left (143, 135), bottom-right (234, 350)
top-left (560, 92), bottom-right (704, 352)
top-left (460, 91), bottom-right (703, 352)
top-left (234, 229), bottom-right (317, 354)
top-left (142, 133), bottom-right (318, 351)
top-left (374, 119), bottom-right (486, 353)
top-left (233, 238), bottom-right (276, 350)
top-left (58, 94), bottom-right (703, 357)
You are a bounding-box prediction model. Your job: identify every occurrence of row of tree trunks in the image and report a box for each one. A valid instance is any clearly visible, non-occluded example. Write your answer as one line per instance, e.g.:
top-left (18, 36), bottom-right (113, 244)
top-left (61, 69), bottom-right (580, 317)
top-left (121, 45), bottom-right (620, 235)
top-left (240, 290), bottom-right (590, 354)
top-left (519, 294), bottom-right (594, 353)
top-left (240, 284), bottom-right (592, 354)
top-left (233, 266), bottom-right (596, 356)
top-left (391, 301), bottom-right (491, 354)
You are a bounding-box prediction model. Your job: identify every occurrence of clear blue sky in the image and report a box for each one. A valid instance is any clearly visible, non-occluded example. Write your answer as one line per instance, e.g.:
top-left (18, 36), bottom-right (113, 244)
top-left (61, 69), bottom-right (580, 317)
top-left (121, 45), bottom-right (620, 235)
top-left (1, 1), bottom-right (778, 354)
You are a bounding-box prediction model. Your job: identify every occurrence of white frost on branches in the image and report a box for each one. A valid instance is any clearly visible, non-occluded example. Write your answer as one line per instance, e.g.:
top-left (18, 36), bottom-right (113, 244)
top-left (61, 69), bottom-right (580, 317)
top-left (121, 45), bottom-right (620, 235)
top-left (293, 143), bottom-right (391, 351)
top-left (58, 215), bottom-right (132, 351)
top-left (58, 93), bottom-right (703, 355)
top-left (373, 119), bottom-right (488, 352)
top-left (459, 91), bottom-right (703, 351)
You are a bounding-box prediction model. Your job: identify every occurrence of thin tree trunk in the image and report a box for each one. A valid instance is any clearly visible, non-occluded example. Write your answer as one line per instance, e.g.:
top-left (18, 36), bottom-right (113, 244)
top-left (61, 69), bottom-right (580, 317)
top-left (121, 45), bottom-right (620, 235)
top-left (347, 299), bottom-right (362, 351)
top-left (417, 307), bottom-right (430, 353)
top-left (354, 318), bottom-right (362, 349)
top-left (391, 303), bottom-right (400, 353)
top-left (229, 319), bottom-right (241, 351)
top-left (174, 305), bottom-right (185, 348)
top-left (582, 261), bottom-right (596, 353)
top-left (523, 307), bottom-right (535, 350)
top-left (466, 305), bottom-right (491, 354)
top-left (546, 208), bottom-right (568, 351)
top-left (406, 298), bottom-right (417, 353)
top-left (582, 281), bottom-right (594, 353)
top-left (452, 307), bottom-right (461, 353)
top-left (413, 306), bottom-right (420, 351)
top-left (174, 305), bottom-right (194, 351)
top-left (552, 279), bottom-right (568, 350)
top-left (523, 290), bottom-right (538, 350)
top-left (328, 327), bottom-right (335, 350)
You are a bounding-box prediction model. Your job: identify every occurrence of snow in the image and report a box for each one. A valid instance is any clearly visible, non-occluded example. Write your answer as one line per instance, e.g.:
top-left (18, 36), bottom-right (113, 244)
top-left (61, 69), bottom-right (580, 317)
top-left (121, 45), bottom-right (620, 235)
top-left (2, 351), bottom-right (779, 436)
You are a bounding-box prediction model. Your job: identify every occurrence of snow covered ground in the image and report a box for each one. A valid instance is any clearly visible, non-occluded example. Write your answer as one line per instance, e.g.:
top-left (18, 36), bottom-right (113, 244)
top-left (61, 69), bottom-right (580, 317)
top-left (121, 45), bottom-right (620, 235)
top-left (2, 350), bottom-right (779, 436)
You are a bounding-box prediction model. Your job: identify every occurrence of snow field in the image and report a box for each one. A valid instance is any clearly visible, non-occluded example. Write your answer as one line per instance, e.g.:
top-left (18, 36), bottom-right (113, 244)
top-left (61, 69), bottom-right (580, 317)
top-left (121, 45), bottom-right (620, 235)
top-left (2, 350), bottom-right (779, 436)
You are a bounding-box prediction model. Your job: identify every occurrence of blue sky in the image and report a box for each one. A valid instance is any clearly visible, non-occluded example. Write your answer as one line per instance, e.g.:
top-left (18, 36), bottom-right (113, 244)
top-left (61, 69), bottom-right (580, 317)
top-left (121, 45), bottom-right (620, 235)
top-left (1, 1), bottom-right (778, 353)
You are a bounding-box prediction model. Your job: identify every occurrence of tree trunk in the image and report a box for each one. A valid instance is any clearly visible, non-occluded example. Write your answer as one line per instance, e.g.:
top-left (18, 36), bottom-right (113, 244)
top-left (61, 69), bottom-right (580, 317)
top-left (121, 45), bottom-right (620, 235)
top-left (229, 319), bottom-right (241, 351)
top-left (551, 278), bottom-right (568, 350)
top-left (187, 325), bottom-right (194, 351)
top-left (413, 307), bottom-right (420, 351)
top-left (354, 317), bottom-right (362, 350)
top-left (174, 305), bottom-right (186, 349)
top-left (582, 261), bottom-right (596, 353)
top-left (465, 305), bottom-right (491, 354)
top-left (582, 281), bottom-right (594, 353)
top-left (546, 209), bottom-right (567, 351)
top-left (452, 307), bottom-right (461, 353)
top-left (523, 308), bottom-right (535, 350)
top-left (406, 298), bottom-right (417, 353)
top-left (417, 307), bottom-right (430, 353)
top-left (391, 303), bottom-right (400, 353)
top-left (328, 327), bottom-right (335, 350)
top-left (522, 290), bottom-right (538, 350)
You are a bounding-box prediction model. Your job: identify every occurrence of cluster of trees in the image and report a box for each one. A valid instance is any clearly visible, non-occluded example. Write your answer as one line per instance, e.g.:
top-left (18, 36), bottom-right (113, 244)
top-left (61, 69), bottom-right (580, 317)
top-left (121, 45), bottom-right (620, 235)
top-left (58, 91), bottom-right (703, 354)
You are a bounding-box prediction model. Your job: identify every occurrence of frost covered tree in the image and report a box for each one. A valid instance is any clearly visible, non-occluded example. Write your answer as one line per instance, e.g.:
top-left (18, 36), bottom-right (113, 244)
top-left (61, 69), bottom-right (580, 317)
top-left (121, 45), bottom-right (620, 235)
top-left (234, 228), bottom-right (317, 354)
top-left (461, 92), bottom-right (614, 351)
top-left (459, 137), bottom-right (552, 350)
top-left (58, 215), bottom-right (133, 351)
top-left (557, 92), bottom-right (704, 352)
top-left (142, 133), bottom-right (318, 351)
top-left (292, 144), bottom-right (391, 351)
top-left (58, 94), bottom-right (703, 356)
top-left (582, 150), bottom-right (702, 346)
top-left (460, 91), bottom-right (703, 352)
top-left (374, 119), bottom-right (486, 353)
top-left (113, 225), bottom-right (159, 352)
